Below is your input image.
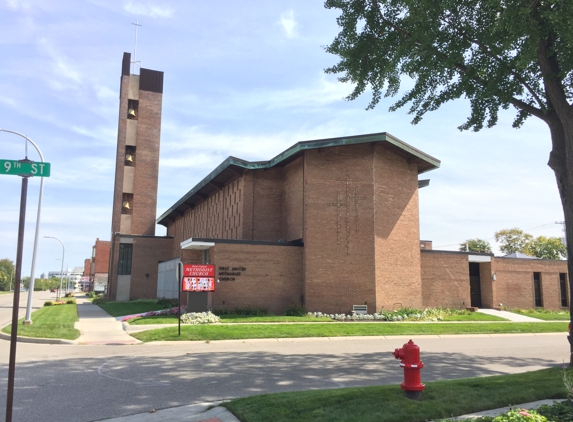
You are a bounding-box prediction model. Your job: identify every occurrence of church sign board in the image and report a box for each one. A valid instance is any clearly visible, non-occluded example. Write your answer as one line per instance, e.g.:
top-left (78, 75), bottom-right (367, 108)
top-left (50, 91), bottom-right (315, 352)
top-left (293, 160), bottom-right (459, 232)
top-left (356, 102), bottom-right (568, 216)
top-left (182, 264), bottom-right (215, 292)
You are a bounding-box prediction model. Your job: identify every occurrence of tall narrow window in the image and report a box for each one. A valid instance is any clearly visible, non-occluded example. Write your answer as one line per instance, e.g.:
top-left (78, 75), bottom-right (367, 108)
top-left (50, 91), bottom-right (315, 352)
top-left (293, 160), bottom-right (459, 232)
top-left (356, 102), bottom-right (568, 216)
top-left (533, 272), bottom-right (542, 307)
top-left (560, 273), bottom-right (568, 308)
top-left (118, 243), bottom-right (133, 275)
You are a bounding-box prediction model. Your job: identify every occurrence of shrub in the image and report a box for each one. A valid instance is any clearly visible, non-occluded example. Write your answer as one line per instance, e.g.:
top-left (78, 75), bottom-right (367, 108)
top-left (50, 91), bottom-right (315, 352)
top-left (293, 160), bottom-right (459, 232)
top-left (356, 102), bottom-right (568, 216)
top-left (92, 297), bottom-right (108, 305)
top-left (44, 301), bottom-right (53, 307)
top-left (284, 305), bottom-right (306, 317)
top-left (157, 298), bottom-right (178, 307)
top-left (85, 291), bottom-right (95, 298)
top-left (180, 311), bottom-right (221, 325)
top-left (213, 306), bottom-right (270, 316)
top-left (65, 298), bottom-right (76, 304)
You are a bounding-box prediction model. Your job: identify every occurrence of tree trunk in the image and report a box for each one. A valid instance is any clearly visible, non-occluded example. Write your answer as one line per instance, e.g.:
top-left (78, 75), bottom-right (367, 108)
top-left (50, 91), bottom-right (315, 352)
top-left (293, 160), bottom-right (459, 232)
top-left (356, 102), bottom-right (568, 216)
top-left (546, 116), bottom-right (573, 366)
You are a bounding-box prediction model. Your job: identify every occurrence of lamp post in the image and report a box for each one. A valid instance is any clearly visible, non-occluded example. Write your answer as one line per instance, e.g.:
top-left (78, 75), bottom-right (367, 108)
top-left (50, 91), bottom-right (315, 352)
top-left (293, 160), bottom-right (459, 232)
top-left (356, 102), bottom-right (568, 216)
top-left (55, 259), bottom-right (69, 294)
top-left (44, 236), bottom-right (65, 300)
top-left (9, 269), bottom-right (13, 292)
top-left (0, 129), bottom-right (46, 325)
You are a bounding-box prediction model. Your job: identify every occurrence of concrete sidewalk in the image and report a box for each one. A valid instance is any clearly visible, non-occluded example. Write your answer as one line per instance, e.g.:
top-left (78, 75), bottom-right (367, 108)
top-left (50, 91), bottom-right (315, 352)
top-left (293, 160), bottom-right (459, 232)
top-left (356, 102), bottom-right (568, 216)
top-left (475, 308), bottom-right (544, 322)
top-left (99, 402), bottom-right (240, 422)
top-left (75, 297), bottom-right (140, 345)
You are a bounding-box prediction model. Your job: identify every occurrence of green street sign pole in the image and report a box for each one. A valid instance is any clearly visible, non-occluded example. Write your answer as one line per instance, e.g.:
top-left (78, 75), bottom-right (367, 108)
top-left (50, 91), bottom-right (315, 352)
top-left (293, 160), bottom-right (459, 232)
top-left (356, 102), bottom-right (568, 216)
top-left (6, 175), bottom-right (29, 422)
top-left (2, 157), bottom-right (49, 422)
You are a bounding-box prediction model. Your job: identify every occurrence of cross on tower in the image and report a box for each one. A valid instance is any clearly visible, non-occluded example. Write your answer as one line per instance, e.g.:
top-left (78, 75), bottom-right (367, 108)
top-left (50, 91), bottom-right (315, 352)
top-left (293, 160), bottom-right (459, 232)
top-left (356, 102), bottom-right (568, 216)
top-left (326, 167), bottom-right (366, 255)
top-left (131, 20), bottom-right (142, 74)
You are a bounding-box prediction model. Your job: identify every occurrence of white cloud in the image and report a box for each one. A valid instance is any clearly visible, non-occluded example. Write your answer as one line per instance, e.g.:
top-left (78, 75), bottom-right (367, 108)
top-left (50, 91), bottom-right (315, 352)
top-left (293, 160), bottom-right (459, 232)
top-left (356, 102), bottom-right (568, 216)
top-left (123, 1), bottom-right (174, 18)
top-left (5, 0), bottom-right (31, 10)
top-left (278, 10), bottom-right (297, 38)
top-left (38, 38), bottom-right (83, 90)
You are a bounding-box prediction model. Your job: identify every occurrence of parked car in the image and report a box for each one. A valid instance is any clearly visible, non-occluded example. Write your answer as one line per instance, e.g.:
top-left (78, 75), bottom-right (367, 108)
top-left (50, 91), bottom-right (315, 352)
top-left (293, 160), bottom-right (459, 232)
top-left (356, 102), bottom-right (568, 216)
top-left (50, 288), bottom-right (57, 293)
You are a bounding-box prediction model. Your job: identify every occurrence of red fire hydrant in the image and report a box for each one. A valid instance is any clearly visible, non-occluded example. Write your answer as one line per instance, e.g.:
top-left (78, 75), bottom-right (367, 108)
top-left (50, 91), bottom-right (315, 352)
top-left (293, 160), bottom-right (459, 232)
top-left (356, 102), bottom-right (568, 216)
top-left (393, 339), bottom-right (425, 400)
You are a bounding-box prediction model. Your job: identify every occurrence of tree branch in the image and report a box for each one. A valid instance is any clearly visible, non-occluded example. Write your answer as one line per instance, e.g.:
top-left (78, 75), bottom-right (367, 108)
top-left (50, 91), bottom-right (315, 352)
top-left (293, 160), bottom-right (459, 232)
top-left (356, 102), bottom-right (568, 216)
top-left (367, 0), bottom-right (548, 122)
top-left (440, 13), bottom-right (546, 110)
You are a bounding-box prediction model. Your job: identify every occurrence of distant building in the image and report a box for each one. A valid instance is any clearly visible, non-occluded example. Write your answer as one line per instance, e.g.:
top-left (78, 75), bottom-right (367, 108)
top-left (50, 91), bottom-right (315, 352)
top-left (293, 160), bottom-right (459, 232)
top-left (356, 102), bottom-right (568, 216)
top-left (88, 239), bottom-right (110, 293)
top-left (48, 267), bottom-right (83, 291)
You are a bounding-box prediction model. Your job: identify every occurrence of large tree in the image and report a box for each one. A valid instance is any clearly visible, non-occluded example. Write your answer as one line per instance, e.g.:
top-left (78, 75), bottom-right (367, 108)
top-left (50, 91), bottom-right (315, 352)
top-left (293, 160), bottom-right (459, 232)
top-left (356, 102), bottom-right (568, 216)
top-left (324, 0), bottom-right (573, 361)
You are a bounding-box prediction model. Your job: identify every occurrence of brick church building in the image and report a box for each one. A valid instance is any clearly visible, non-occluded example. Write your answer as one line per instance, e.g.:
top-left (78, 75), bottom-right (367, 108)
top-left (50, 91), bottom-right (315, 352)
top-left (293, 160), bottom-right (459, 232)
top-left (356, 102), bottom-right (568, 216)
top-left (103, 53), bottom-right (569, 314)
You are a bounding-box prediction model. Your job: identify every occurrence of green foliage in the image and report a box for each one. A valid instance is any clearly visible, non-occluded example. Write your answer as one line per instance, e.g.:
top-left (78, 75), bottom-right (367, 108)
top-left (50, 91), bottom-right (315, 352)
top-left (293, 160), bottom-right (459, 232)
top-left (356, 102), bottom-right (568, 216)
top-left (490, 408), bottom-right (547, 421)
top-left (96, 299), bottom-right (174, 317)
top-left (495, 228), bottom-right (567, 259)
top-left (495, 228), bottom-right (534, 255)
top-left (156, 298), bottom-right (178, 307)
top-left (460, 238), bottom-right (492, 253)
top-left (537, 400), bottom-right (573, 421)
top-left (131, 321), bottom-right (566, 342)
top-left (0, 259), bottom-right (15, 291)
top-left (223, 368), bottom-right (565, 422)
top-left (525, 236), bottom-right (567, 260)
top-left (284, 305), bottom-right (306, 317)
top-left (85, 291), bottom-right (96, 298)
top-left (2, 303), bottom-right (80, 340)
top-left (213, 306), bottom-right (270, 316)
top-left (379, 307), bottom-right (472, 321)
top-left (324, 0), bottom-right (573, 131)
top-left (44, 301), bottom-right (53, 307)
top-left (92, 296), bottom-right (108, 305)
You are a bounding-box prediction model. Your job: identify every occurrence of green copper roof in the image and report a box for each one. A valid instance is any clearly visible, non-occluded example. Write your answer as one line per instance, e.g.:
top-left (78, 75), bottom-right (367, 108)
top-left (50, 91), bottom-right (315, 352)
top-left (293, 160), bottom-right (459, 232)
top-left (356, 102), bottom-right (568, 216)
top-left (157, 132), bottom-right (440, 226)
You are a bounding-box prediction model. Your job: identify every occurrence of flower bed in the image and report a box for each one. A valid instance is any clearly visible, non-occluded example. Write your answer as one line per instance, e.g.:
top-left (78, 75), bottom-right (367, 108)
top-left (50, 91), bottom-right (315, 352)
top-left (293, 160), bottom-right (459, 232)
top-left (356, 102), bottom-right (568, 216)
top-left (306, 307), bottom-right (467, 322)
top-left (179, 311), bottom-right (220, 325)
top-left (121, 306), bottom-right (186, 322)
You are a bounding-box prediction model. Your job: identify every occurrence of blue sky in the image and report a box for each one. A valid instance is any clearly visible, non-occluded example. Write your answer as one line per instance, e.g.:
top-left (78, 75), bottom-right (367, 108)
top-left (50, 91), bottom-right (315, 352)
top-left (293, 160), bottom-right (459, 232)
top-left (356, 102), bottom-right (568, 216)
top-left (0, 0), bottom-right (565, 279)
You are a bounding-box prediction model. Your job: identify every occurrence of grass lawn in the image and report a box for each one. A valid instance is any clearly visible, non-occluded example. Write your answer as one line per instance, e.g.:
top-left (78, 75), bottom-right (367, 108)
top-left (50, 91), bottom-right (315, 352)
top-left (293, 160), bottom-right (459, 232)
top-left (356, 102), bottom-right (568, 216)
top-left (223, 368), bottom-right (566, 422)
top-left (96, 300), bottom-right (172, 317)
top-left (441, 313), bottom-right (507, 321)
top-left (511, 309), bottom-right (570, 321)
top-left (128, 315), bottom-right (335, 325)
top-left (1, 304), bottom-right (80, 340)
top-left (130, 321), bottom-right (567, 342)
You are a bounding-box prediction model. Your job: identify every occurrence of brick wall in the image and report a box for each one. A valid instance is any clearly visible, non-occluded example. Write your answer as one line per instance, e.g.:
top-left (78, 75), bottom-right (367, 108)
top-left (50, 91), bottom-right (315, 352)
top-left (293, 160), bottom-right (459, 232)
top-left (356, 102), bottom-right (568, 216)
top-left (421, 251), bottom-right (470, 309)
top-left (94, 239), bottom-right (110, 273)
top-left (110, 74), bottom-right (130, 235)
top-left (131, 89), bottom-right (162, 236)
top-left (303, 145), bottom-right (377, 314)
top-left (492, 258), bottom-right (568, 310)
top-left (208, 243), bottom-right (303, 315)
top-left (251, 168), bottom-right (284, 241)
top-left (129, 237), bottom-right (174, 300)
top-left (282, 157), bottom-right (304, 241)
top-left (373, 145), bottom-right (423, 311)
top-left (167, 177), bottom-right (244, 257)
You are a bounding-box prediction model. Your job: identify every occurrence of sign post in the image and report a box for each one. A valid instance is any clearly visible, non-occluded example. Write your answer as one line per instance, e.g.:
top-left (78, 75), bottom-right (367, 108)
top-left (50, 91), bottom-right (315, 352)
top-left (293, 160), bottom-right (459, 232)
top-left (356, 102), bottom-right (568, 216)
top-left (2, 158), bottom-right (50, 422)
top-left (176, 262), bottom-right (183, 337)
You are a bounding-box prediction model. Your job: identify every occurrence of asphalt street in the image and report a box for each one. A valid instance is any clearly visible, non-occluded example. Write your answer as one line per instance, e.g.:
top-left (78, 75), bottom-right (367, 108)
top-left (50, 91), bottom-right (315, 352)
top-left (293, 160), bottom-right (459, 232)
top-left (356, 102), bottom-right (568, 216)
top-left (0, 292), bottom-right (568, 422)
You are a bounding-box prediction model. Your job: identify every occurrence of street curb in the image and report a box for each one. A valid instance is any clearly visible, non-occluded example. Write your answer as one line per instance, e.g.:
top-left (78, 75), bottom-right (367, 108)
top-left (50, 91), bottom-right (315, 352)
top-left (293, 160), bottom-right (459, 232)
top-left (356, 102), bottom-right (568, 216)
top-left (0, 330), bottom-right (77, 345)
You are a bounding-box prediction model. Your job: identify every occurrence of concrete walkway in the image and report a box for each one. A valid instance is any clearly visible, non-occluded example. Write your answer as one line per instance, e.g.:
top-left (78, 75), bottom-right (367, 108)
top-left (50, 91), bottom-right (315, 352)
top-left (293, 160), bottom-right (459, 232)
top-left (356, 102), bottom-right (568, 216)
top-left (75, 297), bottom-right (140, 345)
top-left (475, 308), bottom-right (544, 322)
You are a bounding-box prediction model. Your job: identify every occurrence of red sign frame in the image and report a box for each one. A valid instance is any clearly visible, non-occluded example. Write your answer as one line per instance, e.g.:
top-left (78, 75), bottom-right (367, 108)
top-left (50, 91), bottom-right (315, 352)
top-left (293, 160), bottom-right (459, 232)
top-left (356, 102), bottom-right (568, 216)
top-left (182, 277), bottom-right (215, 292)
top-left (183, 264), bottom-right (215, 277)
